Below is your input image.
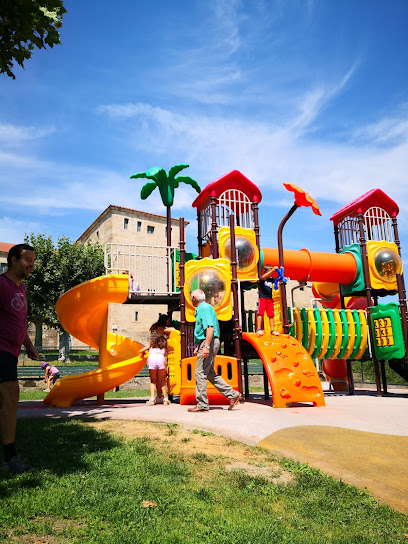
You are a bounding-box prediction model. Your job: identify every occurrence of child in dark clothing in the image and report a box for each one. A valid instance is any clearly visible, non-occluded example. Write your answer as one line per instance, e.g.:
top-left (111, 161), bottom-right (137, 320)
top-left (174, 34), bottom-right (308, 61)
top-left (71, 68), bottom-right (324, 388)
top-left (256, 265), bottom-right (280, 336)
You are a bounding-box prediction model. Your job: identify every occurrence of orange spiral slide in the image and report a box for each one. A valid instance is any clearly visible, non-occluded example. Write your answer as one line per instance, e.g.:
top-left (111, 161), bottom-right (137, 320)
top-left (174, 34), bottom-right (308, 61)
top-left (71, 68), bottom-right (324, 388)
top-left (44, 275), bottom-right (145, 408)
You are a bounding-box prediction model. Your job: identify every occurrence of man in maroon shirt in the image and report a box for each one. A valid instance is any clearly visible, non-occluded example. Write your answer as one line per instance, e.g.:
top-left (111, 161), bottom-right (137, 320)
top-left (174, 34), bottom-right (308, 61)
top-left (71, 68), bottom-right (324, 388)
top-left (0, 244), bottom-right (38, 473)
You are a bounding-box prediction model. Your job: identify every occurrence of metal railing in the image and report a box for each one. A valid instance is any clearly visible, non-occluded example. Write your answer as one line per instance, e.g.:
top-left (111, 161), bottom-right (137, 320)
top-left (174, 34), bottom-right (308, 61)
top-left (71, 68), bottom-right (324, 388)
top-left (105, 243), bottom-right (179, 295)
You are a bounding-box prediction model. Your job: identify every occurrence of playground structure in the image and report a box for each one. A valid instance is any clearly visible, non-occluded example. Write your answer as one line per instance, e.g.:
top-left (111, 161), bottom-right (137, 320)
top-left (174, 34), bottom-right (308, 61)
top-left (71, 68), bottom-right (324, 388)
top-left (45, 170), bottom-right (408, 408)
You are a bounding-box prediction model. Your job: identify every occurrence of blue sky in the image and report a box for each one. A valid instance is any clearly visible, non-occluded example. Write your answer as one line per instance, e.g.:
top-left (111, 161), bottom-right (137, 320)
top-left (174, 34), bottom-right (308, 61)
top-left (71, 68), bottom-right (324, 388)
top-left (1, 0), bottom-right (408, 263)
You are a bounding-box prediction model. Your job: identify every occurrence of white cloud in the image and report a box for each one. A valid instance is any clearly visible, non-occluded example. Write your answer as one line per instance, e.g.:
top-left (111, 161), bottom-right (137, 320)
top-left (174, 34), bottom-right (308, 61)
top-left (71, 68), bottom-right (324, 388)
top-left (0, 123), bottom-right (56, 145)
top-left (0, 217), bottom-right (41, 244)
top-left (97, 95), bottom-right (408, 221)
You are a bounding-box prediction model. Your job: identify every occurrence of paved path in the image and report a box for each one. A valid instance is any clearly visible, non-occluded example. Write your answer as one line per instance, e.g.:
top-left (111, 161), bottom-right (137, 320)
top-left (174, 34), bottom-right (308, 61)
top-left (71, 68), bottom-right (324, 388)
top-left (18, 388), bottom-right (408, 514)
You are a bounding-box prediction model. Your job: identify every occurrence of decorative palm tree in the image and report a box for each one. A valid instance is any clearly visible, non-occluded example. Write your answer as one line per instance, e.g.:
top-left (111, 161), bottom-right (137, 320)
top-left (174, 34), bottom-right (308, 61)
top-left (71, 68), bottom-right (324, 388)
top-left (130, 164), bottom-right (201, 247)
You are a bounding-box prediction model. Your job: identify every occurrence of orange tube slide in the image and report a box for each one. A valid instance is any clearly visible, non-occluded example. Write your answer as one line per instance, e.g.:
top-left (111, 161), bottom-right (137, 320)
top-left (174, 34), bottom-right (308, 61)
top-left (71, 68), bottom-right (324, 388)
top-left (262, 248), bottom-right (357, 285)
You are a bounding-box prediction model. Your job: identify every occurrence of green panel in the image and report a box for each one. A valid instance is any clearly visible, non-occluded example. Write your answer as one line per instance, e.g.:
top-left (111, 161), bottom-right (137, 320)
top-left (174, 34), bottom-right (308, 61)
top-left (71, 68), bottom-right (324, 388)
top-left (287, 307), bottom-right (295, 337)
top-left (300, 307), bottom-right (309, 351)
top-left (369, 303), bottom-right (406, 360)
top-left (340, 243), bottom-right (364, 296)
top-left (311, 308), bottom-right (323, 359)
top-left (337, 309), bottom-right (349, 359)
top-left (350, 310), bottom-right (362, 360)
top-left (248, 310), bottom-right (254, 332)
top-left (325, 309), bottom-right (336, 359)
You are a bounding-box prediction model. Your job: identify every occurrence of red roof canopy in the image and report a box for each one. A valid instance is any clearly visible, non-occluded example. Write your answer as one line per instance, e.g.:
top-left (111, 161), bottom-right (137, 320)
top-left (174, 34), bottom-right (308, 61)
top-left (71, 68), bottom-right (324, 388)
top-left (330, 189), bottom-right (399, 226)
top-left (192, 170), bottom-right (262, 211)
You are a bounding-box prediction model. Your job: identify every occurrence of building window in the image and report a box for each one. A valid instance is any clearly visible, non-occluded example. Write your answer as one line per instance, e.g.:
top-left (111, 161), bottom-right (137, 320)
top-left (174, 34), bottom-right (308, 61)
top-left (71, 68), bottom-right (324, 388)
top-left (96, 230), bottom-right (99, 239)
top-left (147, 225), bottom-right (155, 234)
top-left (135, 311), bottom-right (139, 321)
top-left (0, 263), bottom-right (7, 273)
top-left (124, 218), bottom-right (129, 230)
top-left (137, 221), bottom-right (142, 232)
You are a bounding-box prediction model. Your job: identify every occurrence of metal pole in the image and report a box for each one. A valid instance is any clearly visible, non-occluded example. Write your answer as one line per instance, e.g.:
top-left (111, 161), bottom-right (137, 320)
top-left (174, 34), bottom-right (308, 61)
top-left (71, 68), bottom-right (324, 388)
top-left (392, 215), bottom-right (408, 354)
top-left (229, 215), bottom-right (243, 394)
top-left (197, 211), bottom-right (203, 258)
top-left (357, 210), bottom-right (382, 395)
top-left (179, 218), bottom-right (187, 360)
top-left (277, 203), bottom-right (298, 334)
top-left (210, 195), bottom-right (219, 259)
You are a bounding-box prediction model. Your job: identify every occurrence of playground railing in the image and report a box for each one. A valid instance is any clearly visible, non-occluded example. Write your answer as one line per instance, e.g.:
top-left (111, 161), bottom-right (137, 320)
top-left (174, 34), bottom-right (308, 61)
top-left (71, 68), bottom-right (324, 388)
top-left (104, 243), bottom-right (179, 296)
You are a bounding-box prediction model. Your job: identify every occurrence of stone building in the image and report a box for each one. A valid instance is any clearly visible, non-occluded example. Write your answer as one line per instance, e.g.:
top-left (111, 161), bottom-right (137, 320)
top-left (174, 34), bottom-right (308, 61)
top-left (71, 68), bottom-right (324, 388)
top-left (77, 205), bottom-right (183, 249)
top-left (77, 205), bottom-right (188, 345)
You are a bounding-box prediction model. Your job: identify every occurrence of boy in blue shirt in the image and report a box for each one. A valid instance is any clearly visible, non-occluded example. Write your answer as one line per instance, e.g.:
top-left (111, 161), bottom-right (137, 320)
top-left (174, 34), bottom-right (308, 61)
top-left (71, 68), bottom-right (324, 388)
top-left (256, 264), bottom-right (280, 336)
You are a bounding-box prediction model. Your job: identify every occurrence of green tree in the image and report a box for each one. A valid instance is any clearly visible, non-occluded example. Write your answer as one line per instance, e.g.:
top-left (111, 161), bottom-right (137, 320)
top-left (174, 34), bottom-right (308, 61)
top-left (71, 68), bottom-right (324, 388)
top-left (130, 164), bottom-right (201, 247)
top-left (24, 233), bottom-right (105, 351)
top-left (0, 0), bottom-right (66, 79)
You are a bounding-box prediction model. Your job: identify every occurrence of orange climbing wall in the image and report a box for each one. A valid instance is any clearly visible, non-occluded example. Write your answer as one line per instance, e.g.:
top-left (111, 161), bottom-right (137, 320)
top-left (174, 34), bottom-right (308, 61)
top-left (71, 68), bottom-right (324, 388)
top-left (242, 332), bottom-right (325, 408)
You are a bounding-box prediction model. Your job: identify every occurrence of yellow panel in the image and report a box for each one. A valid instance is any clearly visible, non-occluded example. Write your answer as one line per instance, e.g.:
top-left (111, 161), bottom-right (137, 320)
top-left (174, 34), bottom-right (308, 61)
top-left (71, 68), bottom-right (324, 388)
top-left (184, 257), bottom-right (232, 322)
top-left (166, 330), bottom-right (181, 395)
top-left (292, 307), bottom-right (302, 343)
top-left (272, 284), bottom-right (283, 333)
top-left (219, 226), bottom-right (259, 280)
top-left (317, 309), bottom-right (330, 359)
top-left (307, 308), bottom-right (316, 356)
top-left (342, 309), bottom-right (356, 359)
top-left (367, 241), bottom-right (401, 291)
top-left (355, 310), bottom-right (368, 359)
top-left (330, 309), bottom-right (343, 359)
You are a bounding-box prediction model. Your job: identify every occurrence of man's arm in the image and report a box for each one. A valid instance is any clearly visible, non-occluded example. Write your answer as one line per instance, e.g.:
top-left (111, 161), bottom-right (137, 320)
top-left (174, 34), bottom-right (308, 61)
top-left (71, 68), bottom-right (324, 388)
top-left (201, 326), bottom-right (214, 358)
top-left (23, 333), bottom-right (39, 360)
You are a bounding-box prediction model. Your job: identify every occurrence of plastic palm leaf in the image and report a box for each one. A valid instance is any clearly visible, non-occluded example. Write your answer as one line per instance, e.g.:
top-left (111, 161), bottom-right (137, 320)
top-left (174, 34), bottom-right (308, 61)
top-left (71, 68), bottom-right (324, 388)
top-left (140, 181), bottom-right (157, 200)
top-left (174, 176), bottom-right (201, 192)
top-left (131, 163), bottom-right (201, 207)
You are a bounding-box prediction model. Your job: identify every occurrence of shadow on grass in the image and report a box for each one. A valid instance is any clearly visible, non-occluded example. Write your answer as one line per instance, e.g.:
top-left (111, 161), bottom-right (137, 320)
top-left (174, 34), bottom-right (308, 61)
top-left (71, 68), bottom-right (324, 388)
top-left (0, 417), bottom-right (121, 497)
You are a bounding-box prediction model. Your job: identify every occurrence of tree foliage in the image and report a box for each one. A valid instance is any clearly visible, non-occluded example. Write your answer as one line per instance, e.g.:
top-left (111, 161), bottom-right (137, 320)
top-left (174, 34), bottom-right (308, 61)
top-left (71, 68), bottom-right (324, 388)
top-left (0, 0), bottom-right (66, 79)
top-left (23, 233), bottom-right (105, 347)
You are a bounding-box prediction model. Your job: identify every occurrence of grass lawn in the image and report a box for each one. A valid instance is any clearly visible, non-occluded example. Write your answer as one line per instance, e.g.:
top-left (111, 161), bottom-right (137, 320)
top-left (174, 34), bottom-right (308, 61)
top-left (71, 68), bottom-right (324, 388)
top-left (1, 418), bottom-right (407, 543)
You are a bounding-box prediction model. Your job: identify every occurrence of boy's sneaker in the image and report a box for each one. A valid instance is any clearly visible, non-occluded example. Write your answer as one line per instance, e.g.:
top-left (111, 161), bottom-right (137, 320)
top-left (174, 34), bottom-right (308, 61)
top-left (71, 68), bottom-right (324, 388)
top-left (163, 398), bottom-right (170, 405)
top-left (1, 455), bottom-right (33, 474)
top-left (146, 398), bottom-right (155, 405)
top-left (43, 389), bottom-right (50, 392)
top-left (271, 330), bottom-right (280, 336)
top-left (255, 329), bottom-right (264, 337)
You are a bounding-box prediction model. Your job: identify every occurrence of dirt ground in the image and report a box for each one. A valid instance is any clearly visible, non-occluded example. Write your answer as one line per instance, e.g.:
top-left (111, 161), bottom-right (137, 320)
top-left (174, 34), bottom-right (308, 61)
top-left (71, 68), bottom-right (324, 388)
top-left (88, 419), bottom-right (293, 486)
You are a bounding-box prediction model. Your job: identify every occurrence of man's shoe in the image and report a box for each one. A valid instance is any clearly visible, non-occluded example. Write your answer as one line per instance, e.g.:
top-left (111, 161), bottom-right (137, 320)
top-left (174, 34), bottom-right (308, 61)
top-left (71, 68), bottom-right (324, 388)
top-left (188, 405), bottom-right (209, 412)
top-left (228, 393), bottom-right (242, 410)
top-left (1, 455), bottom-right (33, 474)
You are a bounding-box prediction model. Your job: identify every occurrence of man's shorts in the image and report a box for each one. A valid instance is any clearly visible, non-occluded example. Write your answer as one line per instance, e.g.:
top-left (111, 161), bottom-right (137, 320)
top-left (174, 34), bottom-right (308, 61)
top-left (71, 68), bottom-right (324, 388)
top-left (258, 298), bottom-right (275, 318)
top-left (0, 350), bottom-right (18, 382)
